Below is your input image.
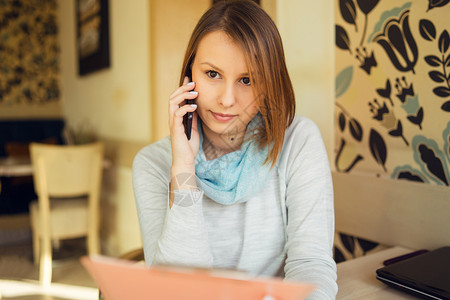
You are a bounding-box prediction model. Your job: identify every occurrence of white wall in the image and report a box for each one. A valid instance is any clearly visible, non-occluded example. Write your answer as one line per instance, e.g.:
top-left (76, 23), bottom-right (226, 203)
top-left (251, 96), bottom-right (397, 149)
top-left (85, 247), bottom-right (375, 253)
top-left (59, 0), bottom-right (151, 142)
top-left (58, 0), bottom-right (150, 256)
top-left (150, 0), bottom-right (210, 142)
top-left (277, 0), bottom-right (335, 165)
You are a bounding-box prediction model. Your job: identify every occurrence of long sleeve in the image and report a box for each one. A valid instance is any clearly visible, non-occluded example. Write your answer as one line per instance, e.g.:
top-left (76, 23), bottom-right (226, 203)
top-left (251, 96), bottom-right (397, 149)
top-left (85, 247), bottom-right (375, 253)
top-left (281, 118), bottom-right (338, 299)
top-left (132, 138), bottom-right (213, 268)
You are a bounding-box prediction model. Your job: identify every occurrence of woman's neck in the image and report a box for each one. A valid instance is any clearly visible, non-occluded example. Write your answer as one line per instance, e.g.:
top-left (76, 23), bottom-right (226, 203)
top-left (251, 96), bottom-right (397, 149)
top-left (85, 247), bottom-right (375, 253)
top-left (202, 125), bottom-right (246, 160)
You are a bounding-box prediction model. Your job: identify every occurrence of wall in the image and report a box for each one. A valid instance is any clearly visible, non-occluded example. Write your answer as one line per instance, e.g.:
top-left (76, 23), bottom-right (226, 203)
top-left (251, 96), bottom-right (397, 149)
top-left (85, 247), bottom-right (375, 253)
top-left (58, 0), bottom-right (151, 256)
top-left (334, 0), bottom-right (450, 183)
top-left (150, 0), bottom-right (210, 142)
top-left (276, 0), bottom-right (336, 164)
top-left (59, 0), bottom-right (151, 143)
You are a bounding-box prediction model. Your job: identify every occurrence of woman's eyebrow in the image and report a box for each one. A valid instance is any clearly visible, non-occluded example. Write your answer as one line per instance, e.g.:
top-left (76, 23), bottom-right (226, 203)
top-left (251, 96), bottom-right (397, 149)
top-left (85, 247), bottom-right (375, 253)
top-left (200, 62), bottom-right (249, 77)
top-left (200, 62), bottom-right (223, 73)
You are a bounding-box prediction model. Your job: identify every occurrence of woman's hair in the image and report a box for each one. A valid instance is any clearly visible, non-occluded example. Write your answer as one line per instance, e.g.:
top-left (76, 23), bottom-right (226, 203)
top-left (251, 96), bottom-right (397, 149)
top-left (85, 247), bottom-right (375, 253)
top-left (180, 0), bottom-right (295, 167)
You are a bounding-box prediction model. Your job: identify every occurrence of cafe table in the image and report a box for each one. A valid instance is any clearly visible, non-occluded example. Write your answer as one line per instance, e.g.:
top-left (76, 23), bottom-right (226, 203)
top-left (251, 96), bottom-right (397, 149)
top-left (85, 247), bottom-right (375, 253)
top-left (336, 246), bottom-right (417, 299)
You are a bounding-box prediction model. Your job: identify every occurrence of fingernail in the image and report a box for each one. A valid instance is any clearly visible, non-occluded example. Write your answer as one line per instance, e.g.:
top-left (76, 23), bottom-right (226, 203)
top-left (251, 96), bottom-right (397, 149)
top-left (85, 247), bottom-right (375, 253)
top-left (187, 82), bottom-right (195, 86)
top-left (189, 91), bottom-right (198, 94)
top-left (190, 104), bottom-right (197, 107)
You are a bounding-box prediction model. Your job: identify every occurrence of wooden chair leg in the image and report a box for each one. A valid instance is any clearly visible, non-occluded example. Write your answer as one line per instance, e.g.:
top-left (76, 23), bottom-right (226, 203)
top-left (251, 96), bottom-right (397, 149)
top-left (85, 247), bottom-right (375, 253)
top-left (30, 203), bottom-right (40, 265)
top-left (39, 235), bottom-right (52, 286)
top-left (87, 231), bottom-right (100, 255)
top-left (32, 231), bottom-right (40, 266)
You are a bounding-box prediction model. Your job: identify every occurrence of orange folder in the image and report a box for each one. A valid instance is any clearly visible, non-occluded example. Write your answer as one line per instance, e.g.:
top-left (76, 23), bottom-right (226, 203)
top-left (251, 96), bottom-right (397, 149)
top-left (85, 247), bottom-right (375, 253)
top-left (81, 255), bottom-right (315, 300)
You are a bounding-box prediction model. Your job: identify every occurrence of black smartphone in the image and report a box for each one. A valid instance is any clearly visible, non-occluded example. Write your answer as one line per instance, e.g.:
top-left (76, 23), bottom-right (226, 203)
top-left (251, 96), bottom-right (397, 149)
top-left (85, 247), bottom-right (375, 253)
top-left (183, 72), bottom-right (195, 140)
top-left (183, 100), bottom-right (194, 140)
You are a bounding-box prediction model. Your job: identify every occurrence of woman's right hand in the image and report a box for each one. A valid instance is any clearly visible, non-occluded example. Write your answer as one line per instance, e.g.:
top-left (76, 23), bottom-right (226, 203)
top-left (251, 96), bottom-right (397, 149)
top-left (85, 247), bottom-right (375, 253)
top-left (168, 76), bottom-right (200, 175)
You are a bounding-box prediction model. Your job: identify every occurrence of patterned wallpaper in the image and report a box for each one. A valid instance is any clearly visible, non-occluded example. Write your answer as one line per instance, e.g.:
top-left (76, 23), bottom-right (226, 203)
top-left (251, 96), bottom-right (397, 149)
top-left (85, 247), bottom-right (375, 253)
top-left (334, 0), bottom-right (449, 262)
top-left (0, 0), bottom-right (61, 118)
top-left (335, 0), bottom-right (449, 184)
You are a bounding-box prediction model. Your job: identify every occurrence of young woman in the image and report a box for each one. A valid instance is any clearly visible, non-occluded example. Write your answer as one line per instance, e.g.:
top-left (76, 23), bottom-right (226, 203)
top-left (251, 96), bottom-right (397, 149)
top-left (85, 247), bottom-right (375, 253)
top-left (133, 1), bottom-right (337, 298)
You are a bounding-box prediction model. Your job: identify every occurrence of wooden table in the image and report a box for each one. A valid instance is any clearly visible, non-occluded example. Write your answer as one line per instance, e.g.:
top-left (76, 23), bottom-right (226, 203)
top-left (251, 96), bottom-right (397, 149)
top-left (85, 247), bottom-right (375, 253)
top-left (336, 246), bottom-right (418, 299)
top-left (0, 157), bottom-right (33, 177)
top-left (0, 157), bottom-right (33, 196)
top-left (0, 157), bottom-right (111, 193)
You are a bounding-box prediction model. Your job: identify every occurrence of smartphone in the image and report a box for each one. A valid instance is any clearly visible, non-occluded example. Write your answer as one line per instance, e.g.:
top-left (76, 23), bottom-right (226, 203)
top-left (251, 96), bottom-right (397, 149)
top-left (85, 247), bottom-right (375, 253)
top-left (183, 72), bottom-right (195, 140)
top-left (183, 100), bottom-right (194, 140)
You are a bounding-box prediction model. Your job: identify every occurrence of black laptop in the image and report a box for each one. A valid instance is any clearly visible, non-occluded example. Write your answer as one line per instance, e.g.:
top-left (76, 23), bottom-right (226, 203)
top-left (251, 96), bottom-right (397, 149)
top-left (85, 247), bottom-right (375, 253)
top-left (376, 246), bottom-right (450, 300)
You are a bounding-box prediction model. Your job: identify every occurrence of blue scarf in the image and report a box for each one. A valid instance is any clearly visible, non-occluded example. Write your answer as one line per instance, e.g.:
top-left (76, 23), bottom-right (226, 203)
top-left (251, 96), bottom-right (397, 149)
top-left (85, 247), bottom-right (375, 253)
top-left (195, 113), bottom-right (272, 205)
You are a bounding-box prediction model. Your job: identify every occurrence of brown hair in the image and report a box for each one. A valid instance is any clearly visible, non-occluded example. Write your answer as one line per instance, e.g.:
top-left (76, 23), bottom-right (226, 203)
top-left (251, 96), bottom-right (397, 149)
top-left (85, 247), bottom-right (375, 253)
top-left (179, 0), bottom-right (295, 167)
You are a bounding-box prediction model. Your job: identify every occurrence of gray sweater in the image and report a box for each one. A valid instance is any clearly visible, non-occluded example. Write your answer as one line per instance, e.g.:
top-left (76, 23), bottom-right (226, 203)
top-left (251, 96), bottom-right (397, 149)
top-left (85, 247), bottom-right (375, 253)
top-left (132, 116), bottom-right (338, 299)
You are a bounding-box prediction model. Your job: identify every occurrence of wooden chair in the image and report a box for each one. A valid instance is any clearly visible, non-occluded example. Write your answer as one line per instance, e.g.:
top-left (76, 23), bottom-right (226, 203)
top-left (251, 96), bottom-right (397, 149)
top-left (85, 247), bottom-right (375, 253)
top-left (29, 142), bottom-right (104, 286)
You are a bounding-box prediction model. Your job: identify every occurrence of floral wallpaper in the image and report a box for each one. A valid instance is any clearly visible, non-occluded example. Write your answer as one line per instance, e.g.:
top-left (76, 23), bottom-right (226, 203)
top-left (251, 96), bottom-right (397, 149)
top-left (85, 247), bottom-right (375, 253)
top-left (334, 0), bottom-right (450, 262)
top-left (0, 0), bottom-right (61, 117)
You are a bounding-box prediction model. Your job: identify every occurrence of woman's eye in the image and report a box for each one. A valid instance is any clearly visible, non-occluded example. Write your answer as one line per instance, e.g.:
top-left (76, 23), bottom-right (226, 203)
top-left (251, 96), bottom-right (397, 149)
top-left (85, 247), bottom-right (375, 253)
top-left (207, 70), bottom-right (220, 79)
top-left (241, 77), bottom-right (251, 86)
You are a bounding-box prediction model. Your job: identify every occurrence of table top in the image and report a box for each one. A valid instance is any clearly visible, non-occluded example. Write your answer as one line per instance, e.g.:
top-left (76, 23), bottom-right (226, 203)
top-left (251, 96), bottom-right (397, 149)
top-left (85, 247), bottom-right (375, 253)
top-left (336, 246), bottom-right (418, 299)
top-left (0, 157), bottom-right (111, 177)
top-left (0, 157), bottom-right (33, 177)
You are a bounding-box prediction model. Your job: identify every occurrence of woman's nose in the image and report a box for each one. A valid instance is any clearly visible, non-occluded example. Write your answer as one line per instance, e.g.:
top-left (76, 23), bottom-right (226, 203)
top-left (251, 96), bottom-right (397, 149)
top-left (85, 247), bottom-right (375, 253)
top-left (218, 83), bottom-right (236, 108)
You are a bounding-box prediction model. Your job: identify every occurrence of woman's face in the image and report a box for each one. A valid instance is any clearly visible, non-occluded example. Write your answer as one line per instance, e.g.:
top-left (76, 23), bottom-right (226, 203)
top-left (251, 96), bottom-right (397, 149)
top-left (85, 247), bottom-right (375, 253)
top-left (191, 30), bottom-right (259, 142)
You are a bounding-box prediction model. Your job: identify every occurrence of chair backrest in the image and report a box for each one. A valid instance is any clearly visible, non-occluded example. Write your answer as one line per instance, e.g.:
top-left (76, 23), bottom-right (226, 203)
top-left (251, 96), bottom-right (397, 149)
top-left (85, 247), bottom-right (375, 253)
top-left (30, 142), bottom-right (104, 198)
top-left (332, 171), bottom-right (450, 250)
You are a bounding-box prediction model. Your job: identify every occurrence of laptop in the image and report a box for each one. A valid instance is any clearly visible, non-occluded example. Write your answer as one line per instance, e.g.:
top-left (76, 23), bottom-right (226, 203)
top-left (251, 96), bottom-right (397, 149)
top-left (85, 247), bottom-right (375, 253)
top-left (376, 246), bottom-right (450, 300)
top-left (81, 255), bottom-right (315, 300)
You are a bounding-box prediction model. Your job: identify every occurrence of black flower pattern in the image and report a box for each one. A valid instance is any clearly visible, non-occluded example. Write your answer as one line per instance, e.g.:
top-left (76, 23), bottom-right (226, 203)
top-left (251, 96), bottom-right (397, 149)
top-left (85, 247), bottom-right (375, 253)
top-left (373, 10), bottom-right (418, 74)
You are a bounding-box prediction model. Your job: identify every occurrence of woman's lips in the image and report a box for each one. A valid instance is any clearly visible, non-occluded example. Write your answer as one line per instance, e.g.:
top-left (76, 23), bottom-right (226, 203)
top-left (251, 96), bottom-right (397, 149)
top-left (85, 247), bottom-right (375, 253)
top-left (211, 111), bottom-right (237, 122)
